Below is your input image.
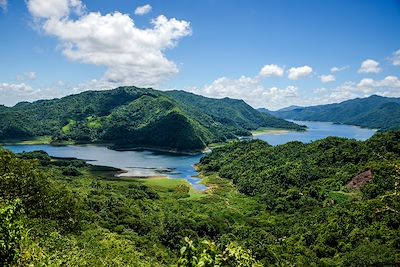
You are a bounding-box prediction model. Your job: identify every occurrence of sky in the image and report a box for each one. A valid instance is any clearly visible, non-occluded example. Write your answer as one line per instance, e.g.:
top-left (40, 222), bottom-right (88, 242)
top-left (0, 0), bottom-right (399, 110)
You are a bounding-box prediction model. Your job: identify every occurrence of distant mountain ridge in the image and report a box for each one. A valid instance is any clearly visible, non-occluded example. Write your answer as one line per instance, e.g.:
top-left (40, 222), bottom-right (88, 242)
top-left (0, 86), bottom-right (302, 152)
top-left (261, 95), bottom-right (400, 131)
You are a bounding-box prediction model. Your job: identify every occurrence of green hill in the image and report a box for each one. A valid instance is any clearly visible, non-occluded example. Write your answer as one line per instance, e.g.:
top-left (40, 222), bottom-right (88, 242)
top-left (198, 131), bottom-right (400, 265)
top-left (0, 86), bottom-right (302, 152)
top-left (265, 95), bottom-right (400, 131)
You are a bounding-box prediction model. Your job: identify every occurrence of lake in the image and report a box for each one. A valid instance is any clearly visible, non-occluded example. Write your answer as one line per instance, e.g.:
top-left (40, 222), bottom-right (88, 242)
top-left (4, 120), bottom-right (376, 191)
top-left (255, 120), bottom-right (376, 145)
top-left (5, 144), bottom-right (206, 191)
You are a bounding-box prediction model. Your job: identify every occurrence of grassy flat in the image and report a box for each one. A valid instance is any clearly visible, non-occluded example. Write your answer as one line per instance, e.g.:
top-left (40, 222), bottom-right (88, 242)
top-left (251, 127), bottom-right (291, 136)
top-left (0, 136), bottom-right (52, 145)
top-left (137, 176), bottom-right (207, 200)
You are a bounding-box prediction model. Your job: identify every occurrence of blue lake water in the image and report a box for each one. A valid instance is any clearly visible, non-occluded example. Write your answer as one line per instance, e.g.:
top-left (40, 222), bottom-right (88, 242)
top-left (255, 120), bottom-right (376, 145)
top-left (5, 144), bottom-right (206, 191)
top-left (4, 120), bottom-right (376, 192)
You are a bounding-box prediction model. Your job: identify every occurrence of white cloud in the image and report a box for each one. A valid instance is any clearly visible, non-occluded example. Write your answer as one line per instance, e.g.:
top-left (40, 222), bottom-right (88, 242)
top-left (287, 65), bottom-right (313, 80)
top-left (187, 75), bottom-right (299, 109)
top-left (330, 66), bottom-right (348, 73)
top-left (26, 0), bottom-right (191, 87)
top-left (16, 71), bottom-right (37, 81)
top-left (189, 74), bottom-right (400, 110)
top-left (313, 76), bottom-right (400, 102)
top-left (134, 4), bottom-right (152, 16)
top-left (0, 83), bottom-right (33, 93)
top-left (0, 80), bottom-right (87, 106)
top-left (389, 49), bottom-right (400, 66)
top-left (0, 83), bottom-right (34, 106)
top-left (0, 0), bottom-right (7, 10)
top-left (259, 64), bottom-right (284, 77)
top-left (358, 59), bottom-right (381, 73)
top-left (320, 74), bottom-right (335, 83)
top-left (28, 0), bottom-right (84, 19)
top-left (357, 76), bottom-right (400, 90)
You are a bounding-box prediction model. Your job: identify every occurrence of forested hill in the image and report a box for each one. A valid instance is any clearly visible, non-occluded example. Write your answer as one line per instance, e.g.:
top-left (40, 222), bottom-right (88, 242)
top-left (0, 86), bottom-right (301, 152)
top-left (199, 131), bottom-right (400, 265)
top-left (261, 95), bottom-right (400, 131)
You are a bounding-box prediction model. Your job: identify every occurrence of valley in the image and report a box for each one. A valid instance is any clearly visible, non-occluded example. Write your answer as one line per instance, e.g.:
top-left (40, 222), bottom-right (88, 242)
top-left (1, 1), bottom-right (399, 266)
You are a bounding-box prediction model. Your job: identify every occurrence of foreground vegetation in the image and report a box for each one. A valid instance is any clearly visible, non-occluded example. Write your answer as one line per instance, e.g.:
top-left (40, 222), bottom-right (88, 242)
top-left (1, 130), bottom-right (399, 266)
top-left (199, 131), bottom-right (400, 265)
top-left (0, 87), bottom-right (302, 152)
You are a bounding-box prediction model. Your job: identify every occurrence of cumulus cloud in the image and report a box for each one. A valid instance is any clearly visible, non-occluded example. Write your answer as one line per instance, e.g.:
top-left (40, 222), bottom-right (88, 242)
top-left (16, 71), bottom-right (37, 81)
top-left (357, 76), bottom-right (400, 91)
top-left (187, 75), bottom-right (299, 109)
top-left (389, 49), bottom-right (400, 66)
top-left (0, 80), bottom-right (89, 106)
top-left (287, 65), bottom-right (313, 80)
top-left (0, 83), bottom-right (33, 93)
top-left (358, 59), bottom-right (381, 73)
top-left (0, 83), bottom-right (34, 106)
top-left (28, 0), bottom-right (84, 19)
top-left (134, 4), bottom-right (152, 15)
top-left (259, 64), bottom-right (284, 77)
top-left (26, 0), bottom-right (191, 87)
top-left (320, 74), bottom-right (335, 83)
top-left (0, 0), bottom-right (7, 11)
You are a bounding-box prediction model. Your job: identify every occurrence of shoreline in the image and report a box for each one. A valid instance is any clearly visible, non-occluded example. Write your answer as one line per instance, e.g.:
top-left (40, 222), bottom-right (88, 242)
top-left (1, 137), bottom-right (208, 155)
top-left (251, 128), bottom-right (291, 136)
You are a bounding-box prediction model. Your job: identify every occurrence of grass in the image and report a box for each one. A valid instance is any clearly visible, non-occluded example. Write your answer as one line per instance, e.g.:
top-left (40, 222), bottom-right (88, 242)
top-left (137, 176), bottom-right (207, 200)
top-left (328, 190), bottom-right (361, 205)
top-left (0, 136), bottom-right (78, 146)
top-left (251, 127), bottom-right (291, 136)
top-left (0, 136), bottom-right (52, 145)
top-left (62, 119), bottom-right (77, 134)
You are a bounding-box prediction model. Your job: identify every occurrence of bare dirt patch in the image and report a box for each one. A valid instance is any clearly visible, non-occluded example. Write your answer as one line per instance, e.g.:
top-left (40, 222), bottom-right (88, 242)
top-left (346, 170), bottom-right (374, 189)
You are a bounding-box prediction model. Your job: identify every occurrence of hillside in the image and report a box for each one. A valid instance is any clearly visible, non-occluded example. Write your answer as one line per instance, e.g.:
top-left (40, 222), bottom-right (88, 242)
top-left (264, 95), bottom-right (400, 131)
top-left (0, 86), bottom-right (302, 152)
top-left (2, 131), bottom-right (400, 266)
top-left (198, 132), bottom-right (400, 265)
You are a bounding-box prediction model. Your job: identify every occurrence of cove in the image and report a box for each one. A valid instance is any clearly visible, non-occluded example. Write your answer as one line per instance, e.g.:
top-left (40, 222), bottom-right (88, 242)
top-left (4, 144), bottom-right (207, 191)
top-left (255, 120), bottom-right (376, 145)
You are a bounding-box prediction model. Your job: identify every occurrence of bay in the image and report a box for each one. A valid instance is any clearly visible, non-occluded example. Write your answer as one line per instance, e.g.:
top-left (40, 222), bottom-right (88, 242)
top-left (255, 120), bottom-right (376, 145)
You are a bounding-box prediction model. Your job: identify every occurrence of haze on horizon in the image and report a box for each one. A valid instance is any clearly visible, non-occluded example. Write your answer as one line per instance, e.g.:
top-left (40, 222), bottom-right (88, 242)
top-left (0, 0), bottom-right (399, 110)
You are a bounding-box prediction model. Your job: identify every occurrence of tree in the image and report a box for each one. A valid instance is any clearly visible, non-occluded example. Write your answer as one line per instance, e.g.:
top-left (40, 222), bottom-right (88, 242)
top-left (0, 199), bottom-right (24, 266)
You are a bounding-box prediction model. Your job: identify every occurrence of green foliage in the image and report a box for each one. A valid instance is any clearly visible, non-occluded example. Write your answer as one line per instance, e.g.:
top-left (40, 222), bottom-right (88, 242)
top-left (1, 130), bottom-right (400, 265)
top-left (0, 199), bottom-right (24, 266)
top-left (177, 237), bottom-right (262, 267)
top-left (270, 94), bottom-right (400, 131)
top-left (0, 86), bottom-right (302, 151)
top-left (62, 166), bottom-right (81, 176)
top-left (199, 131), bottom-right (400, 265)
top-left (0, 150), bottom-right (82, 232)
top-left (174, 184), bottom-right (191, 199)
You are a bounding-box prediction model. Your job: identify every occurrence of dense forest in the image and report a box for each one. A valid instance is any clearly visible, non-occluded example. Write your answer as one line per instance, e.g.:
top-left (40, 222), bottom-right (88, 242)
top-left (0, 86), bottom-right (302, 152)
top-left (261, 95), bottom-right (400, 131)
top-left (1, 130), bottom-right (399, 266)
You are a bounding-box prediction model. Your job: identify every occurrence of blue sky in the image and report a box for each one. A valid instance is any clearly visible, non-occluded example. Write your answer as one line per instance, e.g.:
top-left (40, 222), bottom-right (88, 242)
top-left (0, 0), bottom-right (399, 109)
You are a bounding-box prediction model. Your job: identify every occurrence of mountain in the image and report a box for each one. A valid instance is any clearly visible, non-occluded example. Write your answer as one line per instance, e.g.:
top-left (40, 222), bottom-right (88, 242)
top-left (258, 105), bottom-right (303, 115)
top-left (0, 86), bottom-right (302, 152)
top-left (268, 95), bottom-right (400, 131)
